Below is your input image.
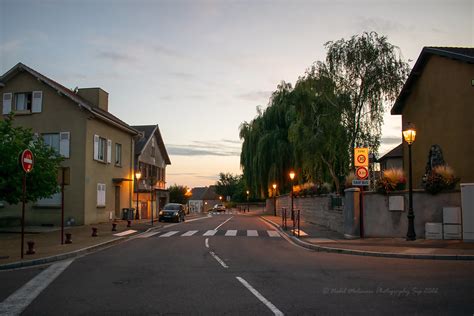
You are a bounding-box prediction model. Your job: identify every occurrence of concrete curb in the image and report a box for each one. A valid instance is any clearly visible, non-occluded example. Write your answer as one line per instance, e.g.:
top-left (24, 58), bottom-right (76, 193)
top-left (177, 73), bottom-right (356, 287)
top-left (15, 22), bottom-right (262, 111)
top-left (260, 216), bottom-right (474, 261)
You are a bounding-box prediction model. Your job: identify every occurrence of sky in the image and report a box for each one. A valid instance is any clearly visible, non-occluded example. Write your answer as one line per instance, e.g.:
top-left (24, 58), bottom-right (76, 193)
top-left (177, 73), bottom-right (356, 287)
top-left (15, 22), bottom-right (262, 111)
top-left (1, 0), bottom-right (473, 188)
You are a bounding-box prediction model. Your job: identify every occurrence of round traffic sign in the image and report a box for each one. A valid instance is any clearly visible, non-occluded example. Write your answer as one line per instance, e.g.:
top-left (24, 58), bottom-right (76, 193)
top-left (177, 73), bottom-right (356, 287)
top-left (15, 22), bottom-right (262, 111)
top-left (20, 149), bottom-right (34, 173)
top-left (357, 154), bottom-right (366, 164)
top-left (356, 166), bottom-right (368, 180)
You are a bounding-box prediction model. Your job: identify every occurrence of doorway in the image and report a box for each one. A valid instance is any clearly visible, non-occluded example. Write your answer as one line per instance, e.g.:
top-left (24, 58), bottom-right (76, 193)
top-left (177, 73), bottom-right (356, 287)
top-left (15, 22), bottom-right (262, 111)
top-left (114, 186), bottom-right (121, 219)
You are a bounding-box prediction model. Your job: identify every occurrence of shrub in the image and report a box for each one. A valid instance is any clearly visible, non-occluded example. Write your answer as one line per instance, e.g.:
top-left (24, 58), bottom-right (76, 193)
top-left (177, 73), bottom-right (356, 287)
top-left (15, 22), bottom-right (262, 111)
top-left (376, 168), bottom-right (406, 194)
top-left (344, 172), bottom-right (356, 188)
top-left (424, 165), bottom-right (459, 195)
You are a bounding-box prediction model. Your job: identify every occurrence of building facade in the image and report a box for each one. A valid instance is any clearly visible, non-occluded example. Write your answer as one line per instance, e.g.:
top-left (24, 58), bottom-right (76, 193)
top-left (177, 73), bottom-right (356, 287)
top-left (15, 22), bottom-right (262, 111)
top-left (391, 47), bottom-right (474, 188)
top-left (0, 63), bottom-right (139, 226)
top-left (133, 125), bottom-right (171, 219)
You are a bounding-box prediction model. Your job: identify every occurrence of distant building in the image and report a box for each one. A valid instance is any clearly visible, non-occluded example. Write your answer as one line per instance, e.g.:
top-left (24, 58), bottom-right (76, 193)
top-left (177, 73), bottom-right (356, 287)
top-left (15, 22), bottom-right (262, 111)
top-left (0, 63), bottom-right (140, 226)
top-left (188, 186), bottom-right (220, 213)
top-left (132, 125), bottom-right (171, 219)
top-left (391, 47), bottom-right (474, 187)
top-left (378, 144), bottom-right (403, 172)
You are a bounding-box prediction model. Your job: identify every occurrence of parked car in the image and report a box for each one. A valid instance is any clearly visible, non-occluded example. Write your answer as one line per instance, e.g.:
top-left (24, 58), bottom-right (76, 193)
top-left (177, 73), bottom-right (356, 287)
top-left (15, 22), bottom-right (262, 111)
top-left (159, 203), bottom-right (186, 222)
top-left (212, 204), bottom-right (226, 213)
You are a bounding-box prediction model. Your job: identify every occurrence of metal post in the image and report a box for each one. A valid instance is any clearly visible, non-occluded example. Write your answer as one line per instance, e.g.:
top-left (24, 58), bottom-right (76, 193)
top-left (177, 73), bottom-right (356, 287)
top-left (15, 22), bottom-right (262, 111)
top-left (136, 191), bottom-right (139, 220)
top-left (273, 189), bottom-right (277, 216)
top-left (406, 143), bottom-right (416, 240)
top-left (150, 186), bottom-right (153, 227)
top-left (61, 167), bottom-right (65, 244)
top-left (297, 210), bottom-right (300, 237)
top-left (21, 174), bottom-right (26, 259)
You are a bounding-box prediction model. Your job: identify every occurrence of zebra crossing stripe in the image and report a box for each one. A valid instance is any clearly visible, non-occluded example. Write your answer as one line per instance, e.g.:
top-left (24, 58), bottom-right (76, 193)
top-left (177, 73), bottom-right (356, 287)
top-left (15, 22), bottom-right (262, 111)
top-left (267, 230), bottom-right (281, 238)
top-left (181, 230), bottom-right (198, 237)
top-left (247, 230), bottom-right (258, 237)
top-left (225, 230), bottom-right (238, 236)
top-left (159, 231), bottom-right (179, 237)
top-left (203, 230), bottom-right (218, 236)
top-left (137, 231), bottom-right (160, 238)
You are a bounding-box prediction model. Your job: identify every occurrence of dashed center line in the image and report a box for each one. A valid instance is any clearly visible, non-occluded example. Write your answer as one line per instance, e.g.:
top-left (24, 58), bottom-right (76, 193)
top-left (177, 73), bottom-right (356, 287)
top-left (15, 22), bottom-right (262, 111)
top-left (236, 277), bottom-right (284, 316)
top-left (209, 251), bottom-right (228, 268)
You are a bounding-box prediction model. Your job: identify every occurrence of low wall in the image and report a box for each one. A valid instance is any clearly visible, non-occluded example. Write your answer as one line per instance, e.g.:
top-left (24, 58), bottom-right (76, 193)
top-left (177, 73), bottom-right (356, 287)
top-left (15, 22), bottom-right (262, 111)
top-left (266, 194), bottom-right (344, 234)
top-left (362, 190), bottom-right (461, 238)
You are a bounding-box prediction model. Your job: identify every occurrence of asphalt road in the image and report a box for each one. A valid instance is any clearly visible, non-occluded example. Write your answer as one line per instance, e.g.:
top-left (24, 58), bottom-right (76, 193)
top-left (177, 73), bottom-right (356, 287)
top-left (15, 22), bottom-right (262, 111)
top-left (1, 212), bottom-right (474, 315)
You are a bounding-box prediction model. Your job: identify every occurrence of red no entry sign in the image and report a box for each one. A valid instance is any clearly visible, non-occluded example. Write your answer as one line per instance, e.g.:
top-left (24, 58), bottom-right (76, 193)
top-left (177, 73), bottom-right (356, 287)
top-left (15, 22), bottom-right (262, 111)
top-left (20, 149), bottom-right (34, 173)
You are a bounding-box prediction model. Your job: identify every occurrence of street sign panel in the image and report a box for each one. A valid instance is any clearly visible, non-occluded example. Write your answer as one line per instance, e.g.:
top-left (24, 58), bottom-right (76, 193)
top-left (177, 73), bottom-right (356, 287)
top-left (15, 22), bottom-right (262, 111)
top-left (356, 166), bottom-right (369, 180)
top-left (354, 148), bottom-right (369, 167)
top-left (20, 149), bottom-right (34, 173)
top-left (352, 179), bottom-right (369, 186)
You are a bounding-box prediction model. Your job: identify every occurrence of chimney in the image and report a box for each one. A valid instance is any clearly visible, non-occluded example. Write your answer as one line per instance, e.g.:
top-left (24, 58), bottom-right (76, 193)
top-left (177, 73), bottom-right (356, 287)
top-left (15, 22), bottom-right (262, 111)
top-left (77, 88), bottom-right (109, 112)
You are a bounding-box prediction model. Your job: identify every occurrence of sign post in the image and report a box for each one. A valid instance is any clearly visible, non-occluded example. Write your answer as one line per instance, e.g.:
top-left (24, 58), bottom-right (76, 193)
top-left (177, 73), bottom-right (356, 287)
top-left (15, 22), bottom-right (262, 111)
top-left (19, 149), bottom-right (34, 259)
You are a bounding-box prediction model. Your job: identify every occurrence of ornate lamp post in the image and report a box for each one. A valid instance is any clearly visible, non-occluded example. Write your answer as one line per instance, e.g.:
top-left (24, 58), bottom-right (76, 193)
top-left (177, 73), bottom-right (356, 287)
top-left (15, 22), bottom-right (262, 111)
top-left (272, 183), bottom-right (277, 216)
top-left (246, 190), bottom-right (250, 212)
top-left (403, 122), bottom-right (417, 241)
top-left (289, 171), bottom-right (295, 215)
top-left (135, 171), bottom-right (142, 220)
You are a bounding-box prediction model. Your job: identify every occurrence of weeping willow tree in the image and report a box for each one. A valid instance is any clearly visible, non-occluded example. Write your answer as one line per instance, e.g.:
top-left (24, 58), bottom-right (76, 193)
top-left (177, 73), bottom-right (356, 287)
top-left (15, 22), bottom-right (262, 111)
top-left (325, 31), bottom-right (410, 166)
top-left (240, 31), bottom-right (409, 197)
top-left (239, 82), bottom-right (294, 197)
top-left (289, 64), bottom-right (350, 193)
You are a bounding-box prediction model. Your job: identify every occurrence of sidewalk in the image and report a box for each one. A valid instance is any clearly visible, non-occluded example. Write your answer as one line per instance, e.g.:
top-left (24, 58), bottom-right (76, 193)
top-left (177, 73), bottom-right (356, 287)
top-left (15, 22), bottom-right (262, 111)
top-left (0, 213), bottom-right (205, 269)
top-left (261, 214), bottom-right (474, 260)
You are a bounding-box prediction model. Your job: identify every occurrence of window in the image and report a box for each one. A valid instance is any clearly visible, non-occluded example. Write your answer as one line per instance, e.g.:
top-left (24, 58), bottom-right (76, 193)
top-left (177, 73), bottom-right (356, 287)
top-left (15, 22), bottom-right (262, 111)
top-left (97, 183), bottom-right (106, 207)
top-left (115, 143), bottom-right (122, 166)
top-left (42, 132), bottom-right (70, 158)
top-left (94, 135), bottom-right (111, 163)
top-left (151, 139), bottom-right (155, 158)
top-left (43, 133), bottom-right (60, 153)
top-left (14, 92), bottom-right (32, 111)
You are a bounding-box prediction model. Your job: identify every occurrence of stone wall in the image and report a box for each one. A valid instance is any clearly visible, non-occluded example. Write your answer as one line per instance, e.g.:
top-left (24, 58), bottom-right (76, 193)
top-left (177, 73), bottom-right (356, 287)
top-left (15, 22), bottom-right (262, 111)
top-left (362, 190), bottom-right (461, 238)
top-left (267, 194), bottom-right (344, 234)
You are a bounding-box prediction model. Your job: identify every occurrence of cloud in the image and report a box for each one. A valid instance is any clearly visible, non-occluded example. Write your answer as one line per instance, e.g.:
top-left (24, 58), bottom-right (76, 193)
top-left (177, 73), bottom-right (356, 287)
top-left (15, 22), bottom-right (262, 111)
top-left (167, 140), bottom-right (241, 157)
top-left (381, 136), bottom-right (402, 146)
top-left (96, 51), bottom-right (136, 63)
top-left (237, 90), bottom-right (272, 101)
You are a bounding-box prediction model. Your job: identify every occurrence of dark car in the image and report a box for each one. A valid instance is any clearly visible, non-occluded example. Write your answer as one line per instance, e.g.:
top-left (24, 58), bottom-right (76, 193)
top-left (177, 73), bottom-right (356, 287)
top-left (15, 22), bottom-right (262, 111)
top-left (159, 203), bottom-right (186, 222)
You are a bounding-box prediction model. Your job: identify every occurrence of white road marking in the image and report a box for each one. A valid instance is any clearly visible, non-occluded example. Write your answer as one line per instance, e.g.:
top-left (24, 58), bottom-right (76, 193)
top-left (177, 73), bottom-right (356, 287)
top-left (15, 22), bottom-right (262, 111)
top-left (181, 230), bottom-right (198, 237)
top-left (267, 230), bottom-right (281, 238)
top-left (209, 251), bottom-right (228, 268)
top-left (185, 216), bottom-right (212, 223)
top-left (0, 259), bottom-right (74, 316)
top-left (214, 216), bottom-right (234, 230)
top-left (247, 230), bottom-right (258, 237)
top-left (225, 230), bottom-right (238, 236)
top-left (113, 229), bottom-right (137, 237)
top-left (159, 231), bottom-right (179, 237)
top-left (136, 231), bottom-right (160, 238)
top-left (236, 277), bottom-right (284, 316)
top-left (205, 238), bottom-right (209, 248)
top-left (203, 230), bottom-right (218, 236)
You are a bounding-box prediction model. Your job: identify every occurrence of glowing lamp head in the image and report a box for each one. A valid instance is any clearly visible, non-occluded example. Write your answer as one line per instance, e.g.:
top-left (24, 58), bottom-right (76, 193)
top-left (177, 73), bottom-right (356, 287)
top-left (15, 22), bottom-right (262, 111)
top-left (135, 171), bottom-right (142, 180)
top-left (289, 171), bottom-right (295, 181)
top-left (403, 123), bottom-right (417, 145)
top-left (246, 190), bottom-right (250, 195)
top-left (272, 183), bottom-right (277, 190)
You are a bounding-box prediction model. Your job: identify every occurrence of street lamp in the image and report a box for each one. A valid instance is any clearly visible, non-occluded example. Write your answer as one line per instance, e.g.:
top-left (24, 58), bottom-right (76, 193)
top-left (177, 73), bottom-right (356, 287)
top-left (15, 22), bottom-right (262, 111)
top-left (403, 122), bottom-right (417, 241)
top-left (272, 183), bottom-right (277, 216)
top-left (135, 171), bottom-right (141, 220)
top-left (289, 171), bottom-right (295, 215)
top-left (246, 190), bottom-right (250, 212)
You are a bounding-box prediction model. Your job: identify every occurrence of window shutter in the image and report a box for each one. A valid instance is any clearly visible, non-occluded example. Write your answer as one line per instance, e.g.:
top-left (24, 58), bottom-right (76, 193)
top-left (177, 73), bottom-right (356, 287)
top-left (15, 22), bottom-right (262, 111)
top-left (107, 139), bottom-right (112, 163)
top-left (32, 91), bottom-right (43, 113)
top-left (59, 132), bottom-right (70, 158)
top-left (102, 184), bottom-right (106, 206)
top-left (93, 135), bottom-right (99, 160)
top-left (2, 93), bottom-right (12, 114)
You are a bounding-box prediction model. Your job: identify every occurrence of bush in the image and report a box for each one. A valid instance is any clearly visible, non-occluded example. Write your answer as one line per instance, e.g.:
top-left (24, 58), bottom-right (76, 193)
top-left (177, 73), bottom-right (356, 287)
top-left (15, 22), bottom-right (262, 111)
top-left (424, 165), bottom-right (459, 195)
top-left (344, 172), bottom-right (356, 189)
top-left (376, 168), bottom-right (406, 194)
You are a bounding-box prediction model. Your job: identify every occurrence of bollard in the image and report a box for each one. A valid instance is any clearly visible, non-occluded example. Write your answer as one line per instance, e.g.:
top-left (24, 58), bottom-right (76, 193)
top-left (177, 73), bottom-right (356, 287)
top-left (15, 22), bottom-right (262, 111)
top-left (127, 220), bottom-right (131, 228)
top-left (92, 227), bottom-right (98, 237)
top-left (112, 223), bottom-right (117, 231)
top-left (65, 233), bottom-right (72, 244)
top-left (26, 241), bottom-right (35, 255)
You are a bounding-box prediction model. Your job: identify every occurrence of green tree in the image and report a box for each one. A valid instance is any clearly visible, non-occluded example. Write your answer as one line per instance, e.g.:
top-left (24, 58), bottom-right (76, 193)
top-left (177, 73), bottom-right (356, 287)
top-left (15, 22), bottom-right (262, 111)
top-left (215, 172), bottom-right (248, 202)
top-left (324, 31), bottom-right (410, 166)
top-left (0, 114), bottom-right (63, 204)
top-left (168, 184), bottom-right (189, 204)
